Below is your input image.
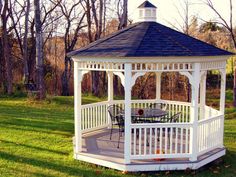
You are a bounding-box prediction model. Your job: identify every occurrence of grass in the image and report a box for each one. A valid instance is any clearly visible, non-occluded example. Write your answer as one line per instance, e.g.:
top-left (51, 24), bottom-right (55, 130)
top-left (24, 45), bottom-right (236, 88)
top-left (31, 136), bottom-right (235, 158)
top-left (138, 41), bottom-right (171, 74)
top-left (0, 92), bottom-right (235, 177)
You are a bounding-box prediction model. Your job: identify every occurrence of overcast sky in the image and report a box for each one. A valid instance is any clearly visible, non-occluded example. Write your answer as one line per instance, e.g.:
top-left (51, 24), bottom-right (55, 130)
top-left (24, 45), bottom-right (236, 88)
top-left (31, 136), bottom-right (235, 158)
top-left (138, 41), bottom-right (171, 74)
top-left (128, 0), bottom-right (236, 26)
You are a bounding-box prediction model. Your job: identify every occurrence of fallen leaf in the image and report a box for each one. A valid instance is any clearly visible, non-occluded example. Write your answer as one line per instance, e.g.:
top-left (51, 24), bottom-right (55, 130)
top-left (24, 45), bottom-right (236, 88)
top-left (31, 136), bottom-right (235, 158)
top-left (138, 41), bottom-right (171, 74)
top-left (213, 170), bottom-right (220, 174)
top-left (224, 165), bottom-right (231, 168)
top-left (165, 171), bottom-right (170, 175)
top-left (122, 171), bottom-right (128, 175)
top-left (95, 170), bottom-right (102, 175)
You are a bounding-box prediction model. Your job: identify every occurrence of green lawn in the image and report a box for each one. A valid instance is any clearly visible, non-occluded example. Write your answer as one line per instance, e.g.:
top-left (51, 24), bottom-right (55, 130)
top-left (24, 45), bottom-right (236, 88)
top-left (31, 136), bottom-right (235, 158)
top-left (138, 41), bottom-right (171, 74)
top-left (0, 92), bottom-right (235, 177)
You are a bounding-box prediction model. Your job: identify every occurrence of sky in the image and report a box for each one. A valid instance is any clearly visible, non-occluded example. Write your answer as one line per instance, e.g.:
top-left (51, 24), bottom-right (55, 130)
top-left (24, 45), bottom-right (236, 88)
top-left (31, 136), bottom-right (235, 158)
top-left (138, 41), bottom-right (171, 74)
top-left (128, 0), bottom-right (236, 27)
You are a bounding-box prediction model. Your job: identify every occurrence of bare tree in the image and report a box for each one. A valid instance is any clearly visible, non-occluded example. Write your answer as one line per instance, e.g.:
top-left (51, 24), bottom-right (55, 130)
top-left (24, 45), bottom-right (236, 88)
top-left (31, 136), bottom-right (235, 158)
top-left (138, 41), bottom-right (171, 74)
top-left (57, 0), bottom-right (86, 96)
top-left (117, 0), bottom-right (127, 30)
top-left (1, 0), bottom-right (13, 94)
top-left (203, 0), bottom-right (236, 106)
top-left (34, 0), bottom-right (45, 99)
top-left (23, 0), bottom-right (30, 83)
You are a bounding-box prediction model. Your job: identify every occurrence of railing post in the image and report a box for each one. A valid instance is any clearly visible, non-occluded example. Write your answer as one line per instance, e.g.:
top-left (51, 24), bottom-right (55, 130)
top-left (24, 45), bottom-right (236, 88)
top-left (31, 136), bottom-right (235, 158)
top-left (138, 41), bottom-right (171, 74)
top-left (74, 62), bottom-right (82, 153)
top-left (200, 72), bottom-right (207, 120)
top-left (124, 63), bottom-right (132, 164)
top-left (107, 71), bottom-right (114, 128)
top-left (220, 68), bottom-right (226, 114)
top-left (156, 72), bottom-right (162, 101)
top-left (220, 66), bottom-right (226, 147)
top-left (189, 63), bottom-right (200, 161)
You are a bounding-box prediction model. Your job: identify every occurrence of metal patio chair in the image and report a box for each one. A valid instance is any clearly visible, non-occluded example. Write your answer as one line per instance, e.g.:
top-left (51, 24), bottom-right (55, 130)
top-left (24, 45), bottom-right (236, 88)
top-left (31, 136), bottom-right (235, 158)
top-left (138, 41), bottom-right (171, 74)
top-left (107, 105), bottom-right (124, 148)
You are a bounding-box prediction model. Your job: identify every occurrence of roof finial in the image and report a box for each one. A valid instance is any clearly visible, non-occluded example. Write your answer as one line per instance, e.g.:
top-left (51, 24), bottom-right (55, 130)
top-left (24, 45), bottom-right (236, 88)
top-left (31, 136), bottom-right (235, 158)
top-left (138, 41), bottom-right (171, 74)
top-left (137, 1), bottom-right (157, 22)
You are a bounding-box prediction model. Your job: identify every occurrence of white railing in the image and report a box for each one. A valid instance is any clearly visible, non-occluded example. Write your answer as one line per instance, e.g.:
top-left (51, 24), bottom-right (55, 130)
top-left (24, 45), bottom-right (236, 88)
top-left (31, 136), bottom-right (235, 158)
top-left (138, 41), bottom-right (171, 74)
top-left (81, 101), bottom-right (109, 133)
top-left (79, 99), bottom-right (224, 161)
top-left (130, 123), bottom-right (192, 160)
top-left (204, 106), bottom-right (221, 119)
top-left (197, 115), bottom-right (224, 156)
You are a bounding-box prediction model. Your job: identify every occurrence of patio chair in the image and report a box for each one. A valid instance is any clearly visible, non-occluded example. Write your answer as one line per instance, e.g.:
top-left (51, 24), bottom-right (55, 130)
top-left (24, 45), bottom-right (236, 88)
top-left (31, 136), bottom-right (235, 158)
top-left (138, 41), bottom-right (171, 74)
top-left (149, 103), bottom-right (167, 111)
top-left (152, 112), bottom-right (181, 144)
top-left (149, 103), bottom-right (167, 122)
top-left (107, 105), bottom-right (124, 148)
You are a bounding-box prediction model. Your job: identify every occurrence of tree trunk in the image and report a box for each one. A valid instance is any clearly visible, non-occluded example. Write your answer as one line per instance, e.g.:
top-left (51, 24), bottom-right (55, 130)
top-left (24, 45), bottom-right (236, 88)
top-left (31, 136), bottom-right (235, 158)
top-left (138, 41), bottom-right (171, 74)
top-left (1, 0), bottom-right (13, 94)
top-left (23, 0), bottom-right (30, 84)
top-left (34, 0), bottom-right (45, 99)
top-left (234, 63), bottom-right (236, 107)
top-left (61, 56), bottom-right (71, 96)
top-left (118, 0), bottom-right (128, 30)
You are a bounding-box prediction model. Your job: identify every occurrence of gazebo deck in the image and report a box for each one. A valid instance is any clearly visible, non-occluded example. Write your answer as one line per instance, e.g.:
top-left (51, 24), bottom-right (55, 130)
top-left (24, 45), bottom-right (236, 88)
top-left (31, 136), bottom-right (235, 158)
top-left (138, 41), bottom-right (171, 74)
top-left (75, 128), bottom-right (225, 171)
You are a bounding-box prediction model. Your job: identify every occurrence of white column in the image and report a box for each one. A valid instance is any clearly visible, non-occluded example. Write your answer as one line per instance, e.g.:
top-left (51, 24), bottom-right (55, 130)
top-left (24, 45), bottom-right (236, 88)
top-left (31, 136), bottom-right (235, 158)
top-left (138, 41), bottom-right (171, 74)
top-left (107, 71), bottom-right (114, 128)
top-left (124, 63), bottom-right (132, 164)
top-left (219, 68), bottom-right (226, 148)
top-left (189, 63), bottom-right (200, 161)
top-left (74, 62), bottom-right (82, 153)
top-left (156, 72), bottom-right (162, 101)
top-left (220, 69), bottom-right (226, 114)
top-left (108, 71), bottom-right (114, 103)
top-left (200, 72), bottom-right (207, 120)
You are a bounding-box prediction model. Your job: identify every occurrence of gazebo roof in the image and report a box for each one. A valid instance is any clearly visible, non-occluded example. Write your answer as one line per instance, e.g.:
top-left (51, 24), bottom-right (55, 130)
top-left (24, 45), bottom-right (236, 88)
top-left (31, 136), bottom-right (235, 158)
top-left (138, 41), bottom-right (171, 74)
top-left (68, 21), bottom-right (233, 58)
top-left (138, 1), bottom-right (157, 8)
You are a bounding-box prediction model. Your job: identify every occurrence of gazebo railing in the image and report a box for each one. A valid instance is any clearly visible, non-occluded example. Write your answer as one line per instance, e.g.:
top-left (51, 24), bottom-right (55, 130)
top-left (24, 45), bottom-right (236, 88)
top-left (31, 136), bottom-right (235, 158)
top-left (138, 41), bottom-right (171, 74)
top-left (79, 100), bottom-right (223, 161)
top-left (197, 114), bottom-right (224, 156)
top-left (81, 101), bottom-right (109, 133)
top-left (130, 122), bottom-right (192, 160)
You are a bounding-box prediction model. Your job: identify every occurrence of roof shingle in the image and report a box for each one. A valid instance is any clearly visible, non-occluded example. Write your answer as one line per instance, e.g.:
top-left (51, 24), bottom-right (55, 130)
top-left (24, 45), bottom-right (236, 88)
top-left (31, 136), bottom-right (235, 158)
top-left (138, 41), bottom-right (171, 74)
top-left (68, 22), bottom-right (233, 58)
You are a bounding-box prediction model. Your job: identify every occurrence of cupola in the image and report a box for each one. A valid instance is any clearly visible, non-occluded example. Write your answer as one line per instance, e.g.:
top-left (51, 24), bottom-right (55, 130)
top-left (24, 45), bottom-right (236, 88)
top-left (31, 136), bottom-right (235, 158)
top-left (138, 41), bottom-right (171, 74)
top-left (138, 1), bottom-right (157, 22)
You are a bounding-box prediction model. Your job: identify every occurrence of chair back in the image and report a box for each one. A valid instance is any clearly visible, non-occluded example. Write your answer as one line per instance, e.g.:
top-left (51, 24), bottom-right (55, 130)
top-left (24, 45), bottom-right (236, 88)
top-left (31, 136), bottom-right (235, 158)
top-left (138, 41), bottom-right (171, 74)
top-left (170, 112), bottom-right (181, 123)
top-left (107, 105), bottom-right (123, 123)
top-left (149, 103), bottom-right (167, 111)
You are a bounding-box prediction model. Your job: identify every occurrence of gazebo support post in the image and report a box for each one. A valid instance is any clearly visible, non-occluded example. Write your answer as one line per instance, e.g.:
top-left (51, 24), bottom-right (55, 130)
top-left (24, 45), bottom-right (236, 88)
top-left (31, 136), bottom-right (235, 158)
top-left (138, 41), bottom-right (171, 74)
top-left (124, 63), bottom-right (132, 164)
top-left (190, 63), bottom-right (200, 161)
top-left (74, 62), bottom-right (82, 153)
top-left (107, 71), bottom-right (114, 128)
top-left (156, 72), bottom-right (162, 101)
top-left (220, 67), bottom-right (226, 148)
top-left (220, 68), bottom-right (226, 114)
top-left (200, 72), bottom-right (207, 120)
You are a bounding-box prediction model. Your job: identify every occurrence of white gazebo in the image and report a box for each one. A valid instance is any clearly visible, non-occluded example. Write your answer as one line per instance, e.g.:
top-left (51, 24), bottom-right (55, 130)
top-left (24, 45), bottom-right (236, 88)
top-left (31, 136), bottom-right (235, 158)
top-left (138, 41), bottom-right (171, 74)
top-left (69, 1), bottom-right (233, 172)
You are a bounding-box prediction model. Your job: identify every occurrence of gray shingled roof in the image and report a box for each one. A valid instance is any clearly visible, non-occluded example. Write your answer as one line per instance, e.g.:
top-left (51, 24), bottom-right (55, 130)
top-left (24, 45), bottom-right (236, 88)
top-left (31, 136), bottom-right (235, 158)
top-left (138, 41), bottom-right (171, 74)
top-left (68, 22), bottom-right (233, 58)
top-left (138, 1), bottom-right (157, 8)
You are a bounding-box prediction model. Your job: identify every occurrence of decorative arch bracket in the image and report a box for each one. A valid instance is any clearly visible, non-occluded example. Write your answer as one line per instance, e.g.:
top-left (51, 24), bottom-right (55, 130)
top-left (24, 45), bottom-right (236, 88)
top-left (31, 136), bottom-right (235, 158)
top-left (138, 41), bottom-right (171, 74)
top-left (113, 72), bottom-right (125, 87)
top-left (219, 69), bottom-right (226, 82)
top-left (179, 71), bottom-right (194, 86)
top-left (113, 71), bottom-right (147, 88)
top-left (179, 71), bottom-right (202, 90)
top-left (78, 70), bottom-right (89, 82)
top-left (131, 72), bottom-right (146, 88)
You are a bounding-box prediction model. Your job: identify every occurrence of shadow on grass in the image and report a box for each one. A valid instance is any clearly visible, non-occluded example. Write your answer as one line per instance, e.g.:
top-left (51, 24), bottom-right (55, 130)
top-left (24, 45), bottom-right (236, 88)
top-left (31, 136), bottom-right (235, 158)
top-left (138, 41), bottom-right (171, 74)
top-left (0, 122), bottom-right (73, 136)
top-left (0, 151), bottom-right (118, 177)
top-left (0, 139), bottom-right (68, 155)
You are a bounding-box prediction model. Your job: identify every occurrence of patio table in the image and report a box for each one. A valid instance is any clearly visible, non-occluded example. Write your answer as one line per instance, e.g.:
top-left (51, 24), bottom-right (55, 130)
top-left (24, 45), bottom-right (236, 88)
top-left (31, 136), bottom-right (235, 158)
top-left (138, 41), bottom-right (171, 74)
top-left (120, 108), bottom-right (168, 123)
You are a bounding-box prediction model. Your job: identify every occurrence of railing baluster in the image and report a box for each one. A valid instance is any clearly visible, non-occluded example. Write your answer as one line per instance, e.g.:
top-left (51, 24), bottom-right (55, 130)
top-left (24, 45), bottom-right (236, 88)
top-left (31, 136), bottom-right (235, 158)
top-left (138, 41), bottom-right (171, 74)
top-left (170, 127), bottom-right (173, 154)
top-left (154, 128), bottom-right (157, 154)
top-left (180, 128), bottom-right (183, 153)
top-left (165, 127), bottom-right (168, 154)
top-left (144, 128), bottom-right (147, 155)
top-left (139, 128), bottom-right (141, 155)
top-left (175, 128), bottom-right (178, 153)
top-left (160, 128), bottom-right (163, 154)
top-left (149, 128), bottom-right (152, 154)
top-left (134, 128), bottom-right (136, 155)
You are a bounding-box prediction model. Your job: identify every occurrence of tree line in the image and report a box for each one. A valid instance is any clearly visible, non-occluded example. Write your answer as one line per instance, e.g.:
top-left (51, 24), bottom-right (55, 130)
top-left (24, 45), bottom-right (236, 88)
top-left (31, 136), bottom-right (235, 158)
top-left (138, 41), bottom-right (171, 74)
top-left (0, 0), bottom-right (235, 103)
